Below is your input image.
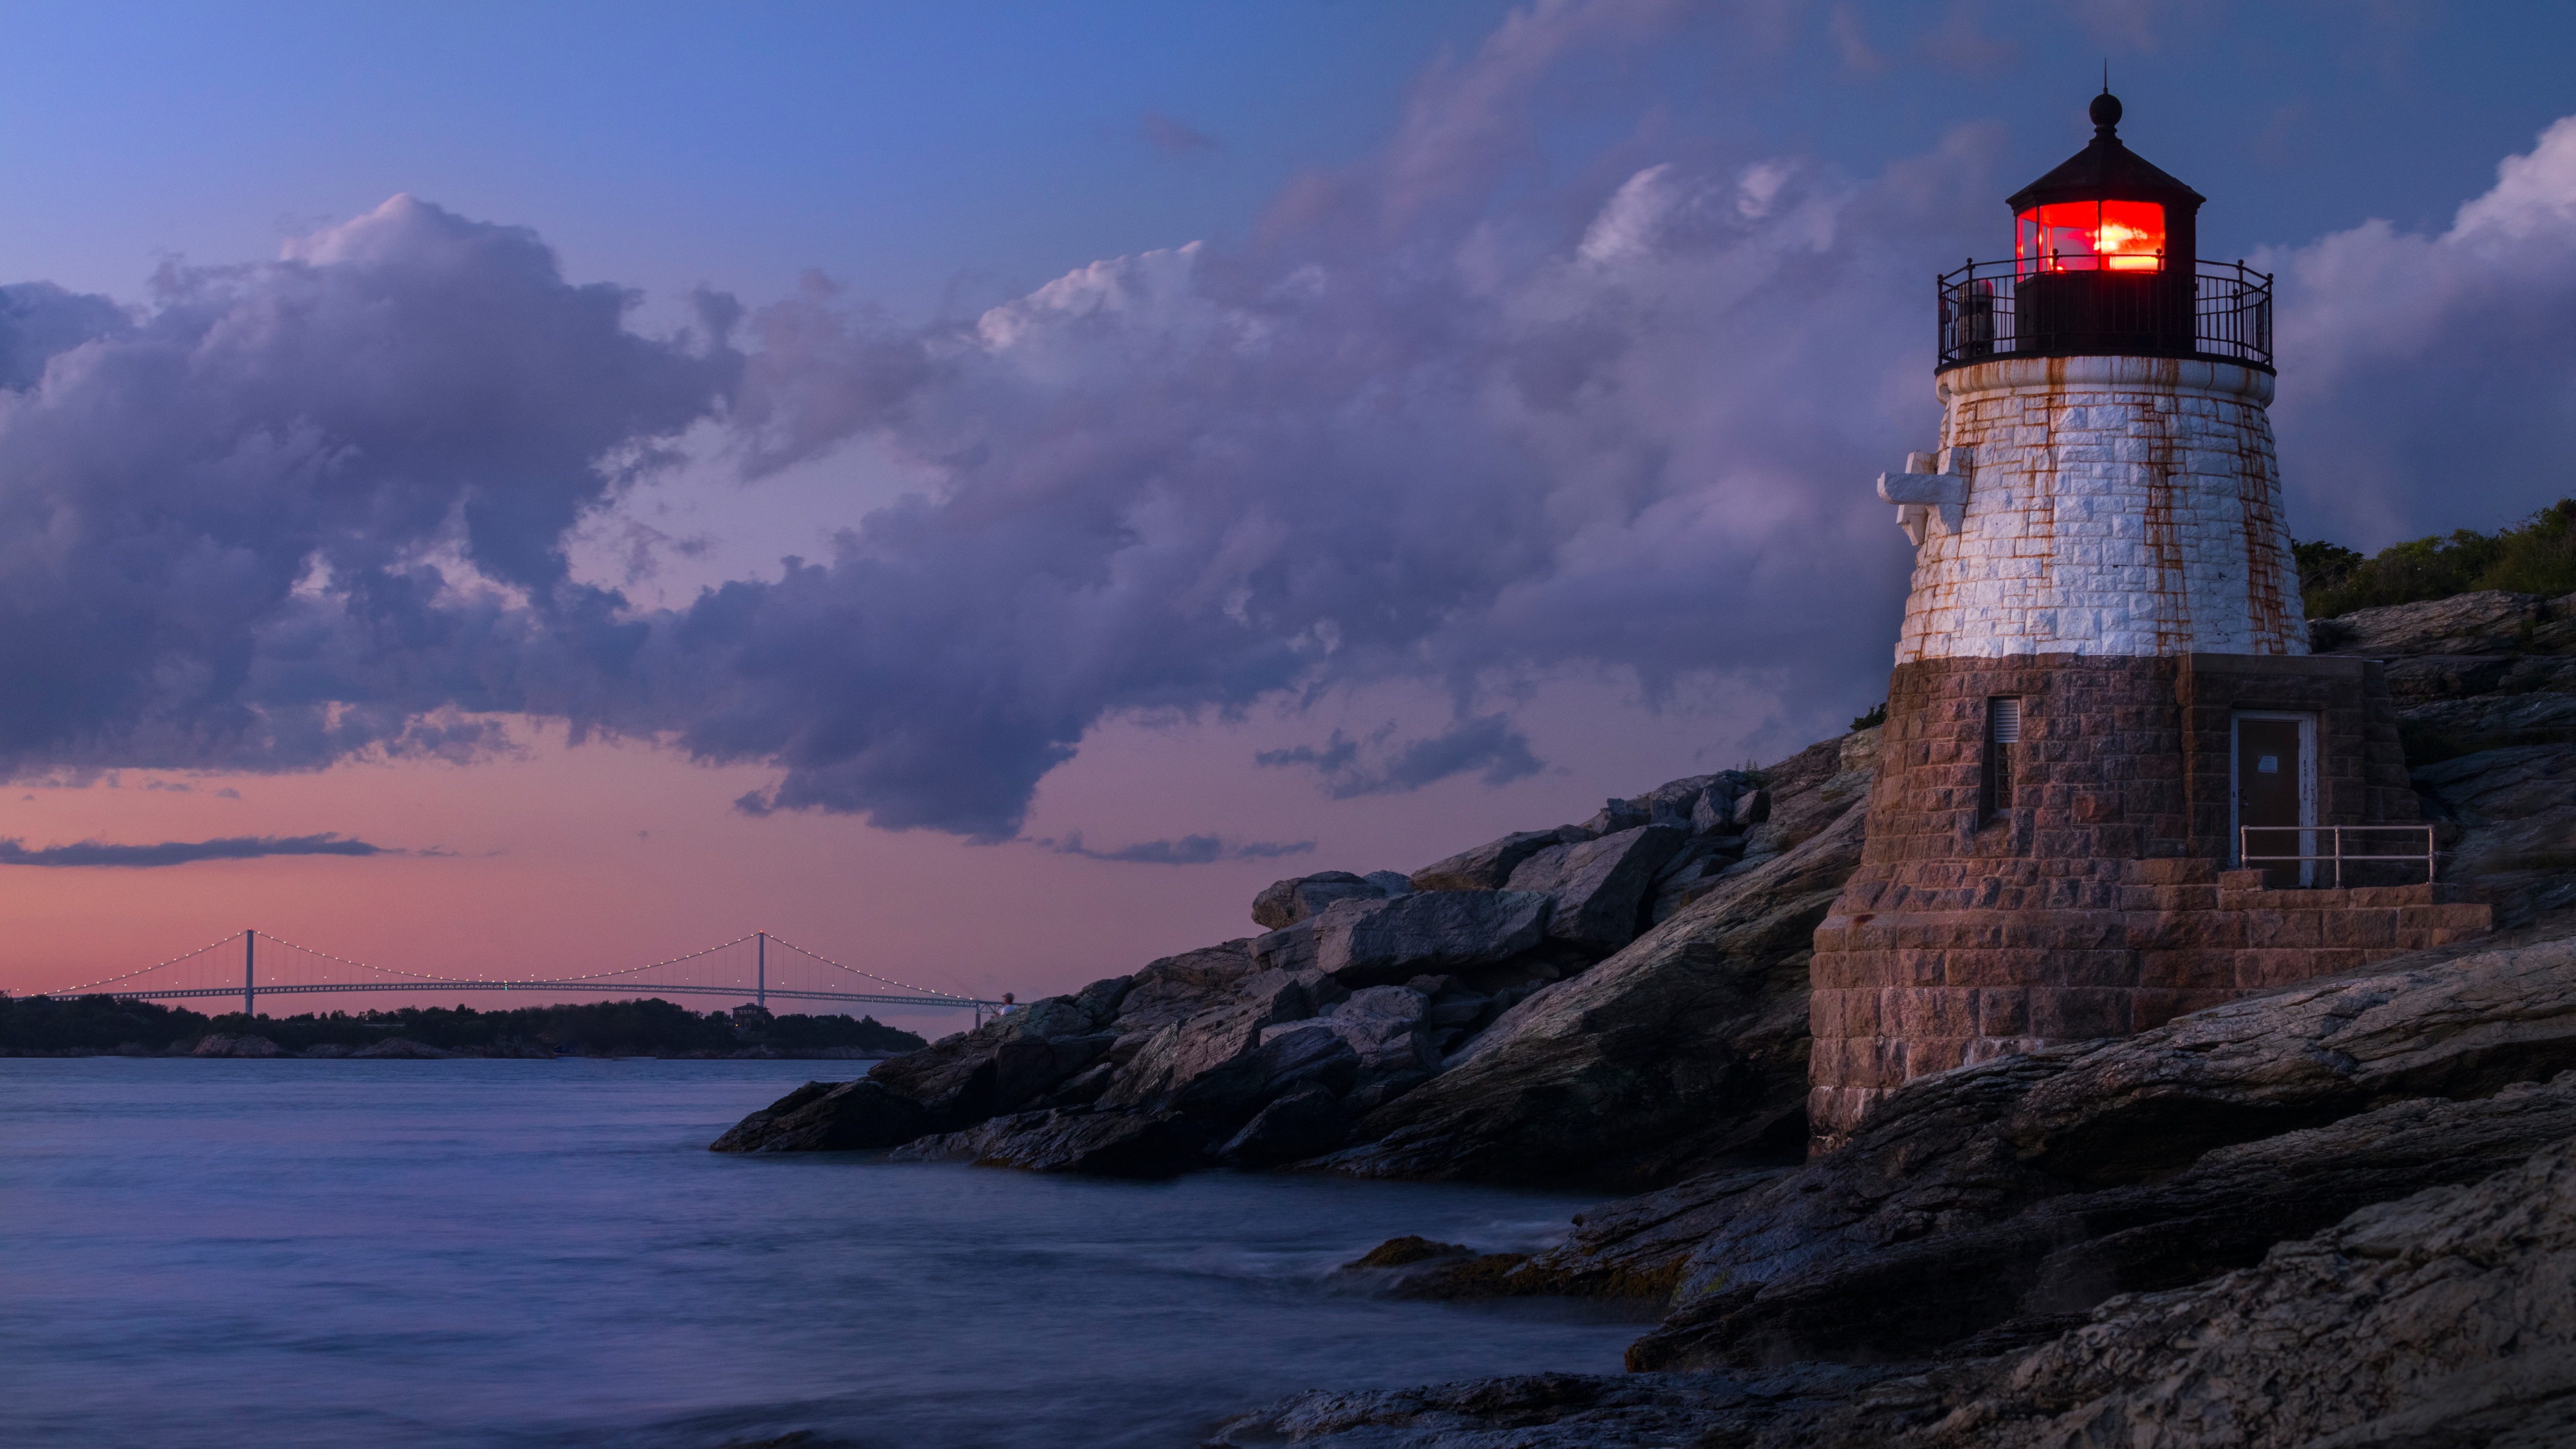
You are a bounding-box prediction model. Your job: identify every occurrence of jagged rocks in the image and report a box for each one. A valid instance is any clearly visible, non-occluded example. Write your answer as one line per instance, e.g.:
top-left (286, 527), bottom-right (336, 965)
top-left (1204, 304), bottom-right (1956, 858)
top-left (1205, 1365), bottom-right (1908, 1449)
top-left (1218, 1088), bottom-right (1348, 1168)
top-left (1902, 1134), bottom-right (2576, 1448)
top-left (1407, 829), bottom-right (1574, 892)
top-left (1252, 871), bottom-right (1387, 930)
top-left (1603, 937), bottom-right (2576, 1370)
top-left (1315, 758), bottom-right (1870, 1191)
top-left (1290, 986), bottom-right (1435, 1075)
top-left (1505, 823), bottom-right (1687, 953)
top-left (2307, 588), bottom-right (2568, 657)
top-left (2308, 588), bottom-right (2576, 928)
top-left (714, 731), bottom-right (1870, 1183)
top-left (1210, 1124), bottom-right (2576, 1446)
top-left (1251, 890), bottom-right (1554, 984)
top-left (708, 1079), bottom-right (934, 1152)
top-left (1236, 935), bottom-right (2576, 1446)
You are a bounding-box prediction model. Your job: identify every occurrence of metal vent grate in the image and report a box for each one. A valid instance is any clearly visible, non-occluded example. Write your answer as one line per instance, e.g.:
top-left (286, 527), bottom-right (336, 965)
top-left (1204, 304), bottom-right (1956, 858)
top-left (1990, 697), bottom-right (2022, 743)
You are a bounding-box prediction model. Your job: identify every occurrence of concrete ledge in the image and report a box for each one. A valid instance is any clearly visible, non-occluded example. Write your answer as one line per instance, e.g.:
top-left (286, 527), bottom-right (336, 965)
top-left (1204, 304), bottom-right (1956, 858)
top-left (1935, 353), bottom-right (2275, 405)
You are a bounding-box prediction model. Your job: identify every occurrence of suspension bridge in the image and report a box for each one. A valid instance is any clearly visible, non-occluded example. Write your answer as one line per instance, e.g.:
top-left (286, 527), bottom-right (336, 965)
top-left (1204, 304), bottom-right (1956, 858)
top-left (30, 929), bottom-right (1006, 1020)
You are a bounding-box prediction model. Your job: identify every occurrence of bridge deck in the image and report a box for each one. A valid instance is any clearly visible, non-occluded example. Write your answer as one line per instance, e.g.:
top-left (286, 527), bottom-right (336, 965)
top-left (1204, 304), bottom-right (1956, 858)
top-left (52, 982), bottom-right (995, 1009)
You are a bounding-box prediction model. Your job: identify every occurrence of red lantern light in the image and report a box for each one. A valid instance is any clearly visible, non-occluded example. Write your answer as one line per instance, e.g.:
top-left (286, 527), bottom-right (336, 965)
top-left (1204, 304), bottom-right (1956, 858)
top-left (2016, 199), bottom-right (2166, 274)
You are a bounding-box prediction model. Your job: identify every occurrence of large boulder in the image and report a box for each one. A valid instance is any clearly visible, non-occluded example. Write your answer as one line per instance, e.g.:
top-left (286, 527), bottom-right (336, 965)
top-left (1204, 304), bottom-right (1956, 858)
top-left (1269, 985), bottom-right (1434, 1078)
top-left (1407, 829), bottom-right (1573, 892)
top-left (1505, 822), bottom-right (1687, 954)
top-left (1252, 890), bottom-right (1552, 985)
top-left (1108, 942), bottom-right (1255, 1032)
top-left (2306, 588), bottom-right (2563, 657)
top-left (1251, 871), bottom-right (1385, 930)
top-left (1170, 1022), bottom-right (1362, 1120)
top-left (1095, 967), bottom-right (1343, 1109)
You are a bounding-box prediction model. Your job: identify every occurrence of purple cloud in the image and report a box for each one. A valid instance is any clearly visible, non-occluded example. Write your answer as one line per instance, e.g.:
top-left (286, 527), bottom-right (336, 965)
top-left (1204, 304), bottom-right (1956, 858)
top-left (1041, 832), bottom-right (1314, 865)
top-left (1257, 716), bottom-right (1544, 798)
top-left (0, 2), bottom-right (2569, 851)
top-left (0, 833), bottom-right (390, 867)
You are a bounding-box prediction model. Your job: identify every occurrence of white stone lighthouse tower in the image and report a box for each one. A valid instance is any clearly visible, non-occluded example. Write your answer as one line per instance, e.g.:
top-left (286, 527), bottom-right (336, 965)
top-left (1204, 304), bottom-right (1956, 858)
top-left (1884, 91), bottom-right (2300, 662)
top-left (1806, 93), bottom-right (2486, 1149)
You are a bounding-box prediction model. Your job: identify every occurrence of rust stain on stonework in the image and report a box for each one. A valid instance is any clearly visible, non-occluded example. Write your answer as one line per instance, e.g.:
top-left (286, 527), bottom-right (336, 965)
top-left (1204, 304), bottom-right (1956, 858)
top-left (2135, 386), bottom-right (2192, 654)
top-left (2237, 421), bottom-right (2291, 651)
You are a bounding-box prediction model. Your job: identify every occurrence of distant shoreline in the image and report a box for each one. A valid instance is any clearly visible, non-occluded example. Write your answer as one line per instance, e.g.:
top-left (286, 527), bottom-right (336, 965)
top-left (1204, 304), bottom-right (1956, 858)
top-left (1, 1042), bottom-right (897, 1062)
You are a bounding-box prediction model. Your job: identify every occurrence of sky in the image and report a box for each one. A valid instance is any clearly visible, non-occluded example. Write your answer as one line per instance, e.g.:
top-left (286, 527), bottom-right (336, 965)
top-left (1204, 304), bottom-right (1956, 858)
top-left (3, 0), bottom-right (2575, 1030)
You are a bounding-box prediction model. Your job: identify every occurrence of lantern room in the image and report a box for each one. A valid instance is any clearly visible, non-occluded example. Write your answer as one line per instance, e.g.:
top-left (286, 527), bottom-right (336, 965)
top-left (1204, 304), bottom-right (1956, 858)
top-left (1937, 91), bottom-right (2270, 373)
top-left (2006, 91), bottom-right (2201, 274)
top-left (2017, 199), bottom-right (2167, 272)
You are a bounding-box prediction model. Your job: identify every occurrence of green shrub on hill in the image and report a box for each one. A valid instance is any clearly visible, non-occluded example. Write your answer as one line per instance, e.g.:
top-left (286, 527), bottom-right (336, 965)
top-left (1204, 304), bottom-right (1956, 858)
top-left (2298, 498), bottom-right (2576, 618)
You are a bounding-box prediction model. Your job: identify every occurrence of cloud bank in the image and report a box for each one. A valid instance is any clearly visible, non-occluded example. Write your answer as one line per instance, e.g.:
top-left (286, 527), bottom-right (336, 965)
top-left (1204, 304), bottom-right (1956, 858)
top-left (0, 833), bottom-right (390, 868)
top-left (1041, 833), bottom-right (1316, 865)
top-left (0, 1), bottom-right (2571, 845)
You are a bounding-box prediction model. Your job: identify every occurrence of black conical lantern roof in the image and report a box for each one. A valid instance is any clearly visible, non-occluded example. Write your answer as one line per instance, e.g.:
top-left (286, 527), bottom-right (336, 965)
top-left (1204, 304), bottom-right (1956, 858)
top-left (2007, 92), bottom-right (2204, 215)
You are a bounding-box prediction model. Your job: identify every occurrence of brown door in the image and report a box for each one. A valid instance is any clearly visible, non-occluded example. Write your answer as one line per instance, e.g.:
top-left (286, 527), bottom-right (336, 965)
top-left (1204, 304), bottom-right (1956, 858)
top-left (2235, 716), bottom-right (2307, 888)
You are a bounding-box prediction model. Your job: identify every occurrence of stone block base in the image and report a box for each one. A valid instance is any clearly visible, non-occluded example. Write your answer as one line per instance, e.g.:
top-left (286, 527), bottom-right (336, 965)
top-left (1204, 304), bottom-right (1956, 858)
top-left (1807, 652), bottom-right (2485, 1153)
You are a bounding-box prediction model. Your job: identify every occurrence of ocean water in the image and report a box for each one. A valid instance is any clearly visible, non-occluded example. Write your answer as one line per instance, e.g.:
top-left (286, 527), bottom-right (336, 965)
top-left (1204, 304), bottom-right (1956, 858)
top-left (0, 1058), bottom-right (1645, 1448)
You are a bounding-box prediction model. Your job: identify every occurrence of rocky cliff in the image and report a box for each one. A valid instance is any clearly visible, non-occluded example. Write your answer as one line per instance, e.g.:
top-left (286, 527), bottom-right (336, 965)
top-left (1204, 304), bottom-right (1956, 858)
top-left (711, 741), bottom-right (1863, 1184)
top-left (1201, 588), bottom-right (2576, 1445)
top-left (713, 589), bottom-right (2576, 1442)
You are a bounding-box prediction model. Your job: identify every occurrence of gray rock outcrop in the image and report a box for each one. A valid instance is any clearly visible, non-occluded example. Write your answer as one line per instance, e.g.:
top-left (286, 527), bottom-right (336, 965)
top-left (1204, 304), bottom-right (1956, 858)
top-left (1252, 890), bottom-right (1554, 983)
top-left (1505, 822), bottom-right (1686, 953)
top-left (1407, 829), bottom-right (1574, 893)
top-left (712, 725), bottom-right (1866, 1187)
top-left (1252, 871), bottom-right (1387, 929)
top-left (2314, 588), bottom-right (2576, 926)
top-left (1210, 1121), bottom-right (2576, 1446)
top-left (1212, 939), bottom-right (2576, 1445)
top-left (1313, 732), bottom-right (1873, 1190)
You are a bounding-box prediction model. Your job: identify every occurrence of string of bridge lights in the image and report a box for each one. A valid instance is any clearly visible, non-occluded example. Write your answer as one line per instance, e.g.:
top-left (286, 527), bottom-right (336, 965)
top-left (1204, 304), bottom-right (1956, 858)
top-left (42, 927), bottom-right (979, 1004)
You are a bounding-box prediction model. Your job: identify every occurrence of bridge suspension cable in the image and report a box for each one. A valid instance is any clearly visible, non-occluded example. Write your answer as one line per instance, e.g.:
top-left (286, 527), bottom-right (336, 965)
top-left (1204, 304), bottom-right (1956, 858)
top-left (34, 928), bottom-right (1000, 1015)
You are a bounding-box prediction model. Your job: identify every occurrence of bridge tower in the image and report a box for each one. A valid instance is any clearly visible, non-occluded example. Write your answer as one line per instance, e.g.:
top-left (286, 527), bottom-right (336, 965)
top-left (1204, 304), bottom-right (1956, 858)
top-left (1805, 92), bottom-right (2487, 1150)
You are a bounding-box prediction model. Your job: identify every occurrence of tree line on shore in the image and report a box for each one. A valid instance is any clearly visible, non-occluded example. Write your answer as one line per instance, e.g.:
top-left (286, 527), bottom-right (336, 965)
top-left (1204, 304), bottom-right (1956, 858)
top-left (2297, 496), bottom-right (2576, 618)
top-left (0, 993), bottom-right (926, 1058)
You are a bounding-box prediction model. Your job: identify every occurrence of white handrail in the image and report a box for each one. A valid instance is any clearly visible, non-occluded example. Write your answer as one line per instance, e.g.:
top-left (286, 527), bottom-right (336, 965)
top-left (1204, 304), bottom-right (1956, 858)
top-left (2237, 824), bottom-right (2438, 888)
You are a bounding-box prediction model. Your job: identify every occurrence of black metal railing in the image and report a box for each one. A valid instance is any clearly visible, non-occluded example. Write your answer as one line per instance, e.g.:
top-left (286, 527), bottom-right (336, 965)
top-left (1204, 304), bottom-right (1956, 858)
top-left (1937, 258), bottom-right (2272, 372)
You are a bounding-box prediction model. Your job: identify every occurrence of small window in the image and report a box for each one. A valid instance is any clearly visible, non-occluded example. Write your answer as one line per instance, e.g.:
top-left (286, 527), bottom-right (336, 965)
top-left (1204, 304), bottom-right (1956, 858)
top-left (1982, 697), bottom-right (2021, 821)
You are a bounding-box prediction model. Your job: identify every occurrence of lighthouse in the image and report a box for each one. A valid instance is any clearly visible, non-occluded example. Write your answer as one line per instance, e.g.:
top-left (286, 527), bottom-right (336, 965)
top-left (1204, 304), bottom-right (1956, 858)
top-left (1805, 93), bottom-right (2492, 1150)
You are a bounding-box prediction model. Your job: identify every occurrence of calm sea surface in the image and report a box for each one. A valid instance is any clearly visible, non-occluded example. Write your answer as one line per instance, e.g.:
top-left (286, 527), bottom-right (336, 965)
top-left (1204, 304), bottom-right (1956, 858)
top-left (0, 1058), bottom-right (1643, 1448)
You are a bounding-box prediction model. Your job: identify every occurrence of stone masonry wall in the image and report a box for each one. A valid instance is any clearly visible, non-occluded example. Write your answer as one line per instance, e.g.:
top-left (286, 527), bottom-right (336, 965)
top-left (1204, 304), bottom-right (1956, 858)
top-left (1805, 653), bottom-right (2485, 1149)
top-left (1895, 356), bottom-right (2303, 664)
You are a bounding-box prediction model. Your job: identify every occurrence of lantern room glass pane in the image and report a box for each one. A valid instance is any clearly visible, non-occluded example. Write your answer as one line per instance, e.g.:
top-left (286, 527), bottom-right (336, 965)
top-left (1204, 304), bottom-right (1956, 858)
top-left (2015, 200), bottom-right (2166, 273)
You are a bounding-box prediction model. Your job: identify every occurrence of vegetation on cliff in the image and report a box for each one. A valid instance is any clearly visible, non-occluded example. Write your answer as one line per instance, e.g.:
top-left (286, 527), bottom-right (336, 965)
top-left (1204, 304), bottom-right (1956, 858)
top-left (2297, 497), bottom-right (2576, 617)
